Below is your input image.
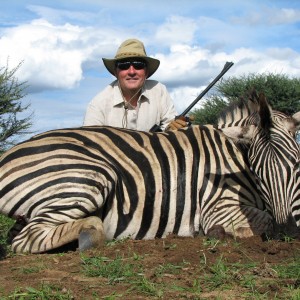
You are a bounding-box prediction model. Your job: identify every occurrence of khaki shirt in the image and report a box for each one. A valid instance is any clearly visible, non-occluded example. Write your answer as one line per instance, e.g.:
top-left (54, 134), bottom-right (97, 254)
top-left (83, 80), bottom-right (177, 131)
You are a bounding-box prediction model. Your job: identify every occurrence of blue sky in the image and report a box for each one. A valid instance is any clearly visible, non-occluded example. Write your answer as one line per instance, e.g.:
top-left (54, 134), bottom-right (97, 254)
top-left (1, 0), bottom-right (300, 141)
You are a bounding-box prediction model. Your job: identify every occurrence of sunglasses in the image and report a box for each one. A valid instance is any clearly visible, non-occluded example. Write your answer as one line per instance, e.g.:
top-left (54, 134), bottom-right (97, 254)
top-left (116, 61), bottom-right (146, 70)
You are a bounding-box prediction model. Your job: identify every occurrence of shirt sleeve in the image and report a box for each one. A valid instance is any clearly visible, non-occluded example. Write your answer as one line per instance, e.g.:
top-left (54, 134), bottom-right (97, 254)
top-left (83, 100), bottom-right (105, 126)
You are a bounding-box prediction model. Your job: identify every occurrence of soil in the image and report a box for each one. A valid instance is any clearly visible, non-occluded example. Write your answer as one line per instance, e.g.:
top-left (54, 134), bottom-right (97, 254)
top-left (0, 235), bottom-right (299, 299)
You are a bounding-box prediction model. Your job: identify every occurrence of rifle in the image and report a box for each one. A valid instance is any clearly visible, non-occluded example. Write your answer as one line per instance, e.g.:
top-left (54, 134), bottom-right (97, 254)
top-left (150, 61), bottom-right (234, 132)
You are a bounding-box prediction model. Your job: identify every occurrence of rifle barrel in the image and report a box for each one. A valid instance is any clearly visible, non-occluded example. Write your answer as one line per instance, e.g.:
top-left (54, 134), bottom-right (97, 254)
top-left (178, 61), bottom-right (234, 117)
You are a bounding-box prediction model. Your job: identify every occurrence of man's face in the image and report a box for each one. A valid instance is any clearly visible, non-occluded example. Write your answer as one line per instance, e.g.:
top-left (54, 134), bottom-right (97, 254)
top-left (115, 60), bottom-right (148, 94)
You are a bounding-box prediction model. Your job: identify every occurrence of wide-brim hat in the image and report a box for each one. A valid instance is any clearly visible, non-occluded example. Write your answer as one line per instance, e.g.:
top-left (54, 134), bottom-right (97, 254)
top-left (102, 39), bottom-right (160, 78)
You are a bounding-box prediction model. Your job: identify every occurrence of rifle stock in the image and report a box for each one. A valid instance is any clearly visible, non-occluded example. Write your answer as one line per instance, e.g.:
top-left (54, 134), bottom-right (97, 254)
top-left (150, 61), bottom-right (234, 132)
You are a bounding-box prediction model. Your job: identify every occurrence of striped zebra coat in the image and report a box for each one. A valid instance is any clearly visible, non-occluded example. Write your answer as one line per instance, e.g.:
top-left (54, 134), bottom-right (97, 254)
top-left (219, 91), bottom-right (300, 237)
top-left (0, 92), bottom-right (299, 253)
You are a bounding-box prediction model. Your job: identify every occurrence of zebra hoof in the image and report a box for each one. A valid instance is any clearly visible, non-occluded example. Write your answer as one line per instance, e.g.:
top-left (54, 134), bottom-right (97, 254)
top-left (207, 225), bottom-right (227, 240)
top-left (78, 228), bottom-right (104, 251)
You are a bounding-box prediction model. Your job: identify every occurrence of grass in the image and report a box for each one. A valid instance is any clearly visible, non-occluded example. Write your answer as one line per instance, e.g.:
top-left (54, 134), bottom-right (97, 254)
top-left (2, 247), bottom-right (300, 299)
top-left (275, 258), bottom-right (300, 279)
top-left (0, 284), bottom-right (73, 300)
top-left (1, 214), bottom-right (300, 299)
top-left (0, 214), bottom-right (14, 259)
top-left (0, 215), bottom-right (14, 245)
top-left (81, 252), bottom-right (163, 297)
top-left (79, 244), bottom-right (300, 299)
top-left (154, 261), bottom-right (188, 277)
top-left (81, 254), bottom-right (139, 283)
top-left (17, 264), bottom-right (47, 274)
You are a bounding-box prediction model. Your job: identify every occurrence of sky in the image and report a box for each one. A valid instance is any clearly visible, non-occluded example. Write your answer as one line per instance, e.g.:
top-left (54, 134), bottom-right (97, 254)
top-left (0, 0), bottom-right (300, 141)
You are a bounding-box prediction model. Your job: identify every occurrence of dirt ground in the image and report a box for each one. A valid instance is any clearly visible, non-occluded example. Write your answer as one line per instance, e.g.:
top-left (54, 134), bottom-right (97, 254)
top-left (0, 235), bottom-right (299, 299)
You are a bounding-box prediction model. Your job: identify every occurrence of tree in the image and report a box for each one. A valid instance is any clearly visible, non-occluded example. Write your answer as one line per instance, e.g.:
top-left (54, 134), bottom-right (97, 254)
top-left (191, 73), bottom-right (300, 125)
top-left (0, 62), bottom-right (33, 153)
top-left (191, 95), bottom-right (228, 125)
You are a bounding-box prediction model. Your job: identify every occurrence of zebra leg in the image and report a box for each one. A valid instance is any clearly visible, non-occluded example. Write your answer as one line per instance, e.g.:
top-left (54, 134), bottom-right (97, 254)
top-left (7, 215), bottom-right (27, 244)
top-left (204, 204), bottom-right (273, 239)
top-left (78, 225), bottom-right (105, 251)
top-left (11, 216), bottom-right (105, 254)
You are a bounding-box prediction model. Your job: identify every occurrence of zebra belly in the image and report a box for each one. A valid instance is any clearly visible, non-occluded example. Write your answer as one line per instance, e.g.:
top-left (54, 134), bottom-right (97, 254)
top-left (102, 201), bottom-right (200, 240)
top-left (103, 216), bottom-right (197, 240)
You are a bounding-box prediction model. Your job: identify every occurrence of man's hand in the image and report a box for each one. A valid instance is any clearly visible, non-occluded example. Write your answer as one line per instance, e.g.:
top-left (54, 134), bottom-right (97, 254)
top-left (166, 116), bottom-right (194, 131)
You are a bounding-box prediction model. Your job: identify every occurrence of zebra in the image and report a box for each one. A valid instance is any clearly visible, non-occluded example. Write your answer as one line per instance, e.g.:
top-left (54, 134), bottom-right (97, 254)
top-left (0, 91), bottom-right (299, 254)
top-left (219, 91), bottom-right (300, 234)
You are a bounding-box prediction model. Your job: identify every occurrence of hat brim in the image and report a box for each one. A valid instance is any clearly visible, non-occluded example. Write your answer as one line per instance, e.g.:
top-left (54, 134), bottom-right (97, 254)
top-left (102, 56), bottom-right (160, 78)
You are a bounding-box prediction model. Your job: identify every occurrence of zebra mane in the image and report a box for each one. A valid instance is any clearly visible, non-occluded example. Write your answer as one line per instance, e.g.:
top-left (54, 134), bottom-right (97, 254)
top-left (217, 89), bottom-right (261, 128)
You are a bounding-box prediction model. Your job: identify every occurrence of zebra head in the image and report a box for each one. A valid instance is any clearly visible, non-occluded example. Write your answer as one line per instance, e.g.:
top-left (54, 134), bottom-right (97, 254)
top-left (219, 91), bottom-right (300, 237)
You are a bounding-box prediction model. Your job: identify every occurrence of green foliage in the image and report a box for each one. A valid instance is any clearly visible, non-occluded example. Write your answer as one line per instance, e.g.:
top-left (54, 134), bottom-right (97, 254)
top-left (191, 73), bottom-right (300, 125)
top-left (218, 73), bottom-right (300, 115)
top-left (192, 95), bottom-right (228, 125)
top-left (0, 214), bottom-right (14, 259)
top-left (0, 214), bottom-right (14, 245)
top-left (0, 61), bottom-right (33, 153)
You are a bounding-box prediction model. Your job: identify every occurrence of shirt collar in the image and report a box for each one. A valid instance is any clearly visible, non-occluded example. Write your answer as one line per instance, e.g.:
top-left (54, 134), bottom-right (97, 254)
top-left (111, 81), bottom-right (123, 107)
top-left (112, 80), bottom-right (150, 107)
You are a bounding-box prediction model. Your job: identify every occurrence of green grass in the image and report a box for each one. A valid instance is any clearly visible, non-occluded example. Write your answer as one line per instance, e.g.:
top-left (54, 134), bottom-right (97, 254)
top-left (17, 264), bottom-right (47, 274)
top-left (81, 252), bottom-right (164, 298)
top-left (81, 254), bottom-right (139, 283)
top-left (1, 215), bottom-right (300, 299)
top-left (0, 214), bottom-right (14, 245)
top-left (82, 249), bottom-right (293, 298)
top-left (0, 214), bottom-right (14, 258)
top-left (154, 261), bottom-right (188, 277)
top-left (275, 257), bottom-right (300, 279)
top-left (2, 244), bottom-right (300, 299)
top-left (0, 284), bottom-right (73, 300)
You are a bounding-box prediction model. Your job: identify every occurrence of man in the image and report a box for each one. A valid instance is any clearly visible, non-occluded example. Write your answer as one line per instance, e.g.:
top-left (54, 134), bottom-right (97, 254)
top-left (83, 38), bottom-right (188, 131)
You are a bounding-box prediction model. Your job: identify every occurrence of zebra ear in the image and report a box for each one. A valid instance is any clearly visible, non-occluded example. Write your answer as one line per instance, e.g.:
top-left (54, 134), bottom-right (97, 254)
top-left (220, 125), bottom-right (256, 144)
top-left (258, 93), bottom-right (272, 133)
top-left (282, 111), bottom-right (300, 133)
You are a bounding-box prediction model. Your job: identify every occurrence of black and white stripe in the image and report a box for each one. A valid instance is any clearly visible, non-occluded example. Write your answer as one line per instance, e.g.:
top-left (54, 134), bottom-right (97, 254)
top-left (219, 91), bottom-right (300, 232)
top-left (0, 91), bottom-right (299, 253)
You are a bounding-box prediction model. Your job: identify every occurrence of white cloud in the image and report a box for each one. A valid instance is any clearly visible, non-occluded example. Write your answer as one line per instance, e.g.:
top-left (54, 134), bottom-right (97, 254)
top-left (154, 15), bottom-right (197, 45)
top-left (232, 7), bottom-right (300, 26)
top-left (229, 47), bottom-right (300, 76)
top-left (2, 14), bottom-right (300, 96)
top-left (170, 86), bottom-right (207, 114)
top-left (154, 44), bottom-right (232, 87)
top-left (152, 43), bottom-right (300, 88)
top-left (1, 0), bottom-right (300, 141)
top-left (0, 19), bottom-right (85, 91)
top-left (1, 13), bottom-right (300, 96)
top-left (1, 1), bottom-right (299, 96)
top-left (27, 5), bottom-right (96, 24)
top-left (266, 8), bottom-right (300, 25)
top-left (0, 17), bottom-right (132, 92)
